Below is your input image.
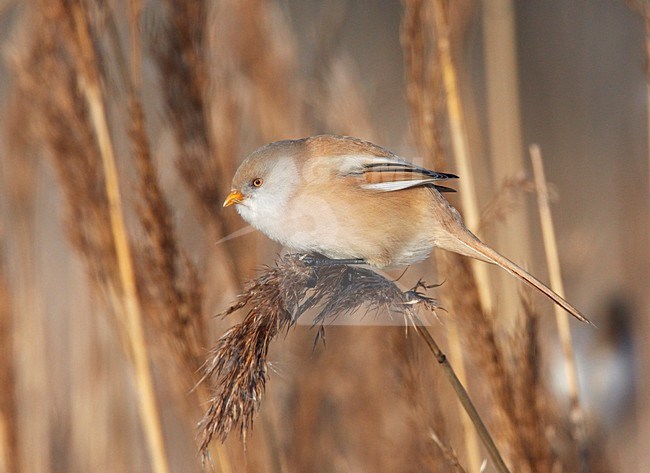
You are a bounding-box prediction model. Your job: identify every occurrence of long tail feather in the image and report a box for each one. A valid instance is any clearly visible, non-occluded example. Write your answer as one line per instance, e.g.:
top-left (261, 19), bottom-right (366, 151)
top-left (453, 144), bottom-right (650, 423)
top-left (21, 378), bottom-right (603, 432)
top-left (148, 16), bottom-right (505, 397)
top-left (452, 234), bottom-right (593, 325)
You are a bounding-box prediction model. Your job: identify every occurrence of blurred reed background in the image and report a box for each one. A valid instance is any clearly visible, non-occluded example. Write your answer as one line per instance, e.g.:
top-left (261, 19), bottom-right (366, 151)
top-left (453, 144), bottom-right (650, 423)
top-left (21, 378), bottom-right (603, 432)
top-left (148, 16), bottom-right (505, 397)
top-left (0, 0), bottom-right (648, 472)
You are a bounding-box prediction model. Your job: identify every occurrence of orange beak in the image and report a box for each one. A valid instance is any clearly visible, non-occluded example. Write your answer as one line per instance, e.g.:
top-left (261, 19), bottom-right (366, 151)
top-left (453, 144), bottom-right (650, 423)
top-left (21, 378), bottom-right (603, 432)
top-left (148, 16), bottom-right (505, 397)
top-left (223, 190), bottom-right (245, 207)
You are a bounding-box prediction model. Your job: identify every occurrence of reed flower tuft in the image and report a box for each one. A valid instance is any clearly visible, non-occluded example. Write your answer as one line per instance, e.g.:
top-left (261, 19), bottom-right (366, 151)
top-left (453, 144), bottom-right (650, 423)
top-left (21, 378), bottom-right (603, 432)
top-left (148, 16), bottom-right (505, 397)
top-left (198, 253), bottom-right (440, 457)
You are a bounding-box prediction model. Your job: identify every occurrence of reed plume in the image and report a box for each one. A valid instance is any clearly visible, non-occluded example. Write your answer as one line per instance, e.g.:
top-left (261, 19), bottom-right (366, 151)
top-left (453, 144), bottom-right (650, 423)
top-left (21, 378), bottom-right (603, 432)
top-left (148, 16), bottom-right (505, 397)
top-left (198, 255), bottom-right (441, 457)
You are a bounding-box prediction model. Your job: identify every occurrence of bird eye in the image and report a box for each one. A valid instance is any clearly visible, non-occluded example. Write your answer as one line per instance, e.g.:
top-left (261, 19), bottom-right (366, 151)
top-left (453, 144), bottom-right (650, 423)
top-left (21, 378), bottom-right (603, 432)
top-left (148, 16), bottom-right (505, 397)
top-left (252, 178), bottom-right (264, 188)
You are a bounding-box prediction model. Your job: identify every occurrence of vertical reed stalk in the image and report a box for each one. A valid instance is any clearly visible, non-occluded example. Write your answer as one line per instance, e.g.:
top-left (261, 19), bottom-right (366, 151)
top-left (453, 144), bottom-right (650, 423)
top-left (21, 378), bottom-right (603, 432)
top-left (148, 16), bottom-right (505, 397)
top-left (432, 0), bottom-right (493, 314)
top-left (481, 0), bottom-right (530, 323)
top-left (530, 144), bottom-right (587, 469)
top-left (430, 3), bottom-right (488, 470)
top-left (69, 5), bottom-right (170, 473)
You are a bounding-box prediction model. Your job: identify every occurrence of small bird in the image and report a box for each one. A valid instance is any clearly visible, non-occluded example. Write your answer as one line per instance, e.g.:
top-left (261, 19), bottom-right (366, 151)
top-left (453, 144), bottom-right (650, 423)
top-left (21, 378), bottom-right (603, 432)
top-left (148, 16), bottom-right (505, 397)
top-left (224, 135), bottom-right (590, 324)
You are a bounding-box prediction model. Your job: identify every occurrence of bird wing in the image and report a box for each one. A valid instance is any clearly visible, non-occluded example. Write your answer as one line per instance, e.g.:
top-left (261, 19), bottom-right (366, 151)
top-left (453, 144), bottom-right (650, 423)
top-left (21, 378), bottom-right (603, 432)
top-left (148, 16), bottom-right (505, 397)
top-left (339, 156), bottom-right (458, 193)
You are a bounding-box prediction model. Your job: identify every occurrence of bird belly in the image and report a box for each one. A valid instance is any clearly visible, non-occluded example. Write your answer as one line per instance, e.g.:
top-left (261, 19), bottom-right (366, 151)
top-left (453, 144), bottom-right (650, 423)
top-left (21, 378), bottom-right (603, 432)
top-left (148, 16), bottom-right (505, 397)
top-left (278, 186), bottom-right (435, 268)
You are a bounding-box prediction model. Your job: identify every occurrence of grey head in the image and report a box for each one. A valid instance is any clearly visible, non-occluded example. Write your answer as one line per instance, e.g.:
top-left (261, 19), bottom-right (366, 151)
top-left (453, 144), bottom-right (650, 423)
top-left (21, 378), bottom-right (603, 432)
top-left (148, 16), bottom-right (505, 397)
top-left (223, 139), bottom-right (306, 239)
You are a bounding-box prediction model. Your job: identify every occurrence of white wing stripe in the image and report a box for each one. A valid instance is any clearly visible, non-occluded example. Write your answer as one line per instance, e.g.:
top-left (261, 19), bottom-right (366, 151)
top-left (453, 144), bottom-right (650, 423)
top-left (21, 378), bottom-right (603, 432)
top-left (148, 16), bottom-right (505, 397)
top-left (360, 179), bottom-right (435, 192)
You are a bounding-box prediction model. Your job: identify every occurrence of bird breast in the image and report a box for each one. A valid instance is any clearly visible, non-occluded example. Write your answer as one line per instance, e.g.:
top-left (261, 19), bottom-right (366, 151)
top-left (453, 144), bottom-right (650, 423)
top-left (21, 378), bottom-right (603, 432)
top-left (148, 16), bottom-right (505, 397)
top-left (277, 181), bottom-right (437, 268)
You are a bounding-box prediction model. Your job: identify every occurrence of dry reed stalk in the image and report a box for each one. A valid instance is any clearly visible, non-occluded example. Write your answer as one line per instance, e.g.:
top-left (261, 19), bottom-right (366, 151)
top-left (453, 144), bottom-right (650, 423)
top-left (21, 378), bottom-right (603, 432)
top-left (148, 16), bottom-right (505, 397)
top-left (66, 3), bottom-right (170, 472)
top-left (530, 144), bottom-right (588, 469)
top-left (0, 238), bottom-right (18, 473)
top-left (481, 0), bottom-right (531, 323)
top-left (401, 2), bottom-right (481, 469)
top-left (448, 256), bottom-right (558, 472)
top-left (157, 0), bottom-right (307, 466)
top-left (17, 1), bottom-right (223, 457)
top-left (431, 0), bottom-right (494, 314)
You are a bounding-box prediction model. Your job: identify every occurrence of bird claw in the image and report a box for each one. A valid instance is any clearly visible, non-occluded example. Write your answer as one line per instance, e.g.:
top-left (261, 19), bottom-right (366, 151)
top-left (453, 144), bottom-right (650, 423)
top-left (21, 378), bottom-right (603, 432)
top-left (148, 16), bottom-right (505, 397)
top-left (404, 279), bottom-right (442, 311)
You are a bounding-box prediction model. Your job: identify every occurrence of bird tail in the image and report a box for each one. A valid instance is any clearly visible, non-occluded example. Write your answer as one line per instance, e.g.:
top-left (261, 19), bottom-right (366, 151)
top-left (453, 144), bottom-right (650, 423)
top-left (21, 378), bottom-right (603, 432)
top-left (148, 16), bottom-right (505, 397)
top-left (449, 232), bottom-right (592, 325)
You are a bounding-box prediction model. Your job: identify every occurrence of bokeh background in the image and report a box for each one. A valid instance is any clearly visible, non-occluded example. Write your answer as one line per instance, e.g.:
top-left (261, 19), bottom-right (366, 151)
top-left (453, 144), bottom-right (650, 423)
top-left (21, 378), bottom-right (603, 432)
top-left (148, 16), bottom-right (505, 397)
top-left (0, 0), bottom-right (648, 472)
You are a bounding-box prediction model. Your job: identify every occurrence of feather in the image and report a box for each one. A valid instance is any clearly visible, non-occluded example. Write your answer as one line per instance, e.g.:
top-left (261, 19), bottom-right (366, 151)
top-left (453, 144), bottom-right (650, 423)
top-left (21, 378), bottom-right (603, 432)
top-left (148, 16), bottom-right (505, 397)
top-left (360, 179), bottom-right (439, 191)
top-left (337, 155), bottom-right (458, 193)
top-left (362, 162), bottom-right (458, 181)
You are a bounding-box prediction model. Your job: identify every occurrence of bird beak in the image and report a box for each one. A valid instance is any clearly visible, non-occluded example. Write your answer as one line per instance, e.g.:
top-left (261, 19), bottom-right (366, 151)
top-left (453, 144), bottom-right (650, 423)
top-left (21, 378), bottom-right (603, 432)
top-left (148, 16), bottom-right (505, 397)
top-left (223, 190), bottom-right (245, 207)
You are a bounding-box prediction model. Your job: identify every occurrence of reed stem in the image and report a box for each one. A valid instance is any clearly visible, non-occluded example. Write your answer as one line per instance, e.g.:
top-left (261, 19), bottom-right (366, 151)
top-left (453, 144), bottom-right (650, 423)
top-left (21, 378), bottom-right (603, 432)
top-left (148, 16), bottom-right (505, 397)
top-left (432, 3), bottom-right (490, 470)
top-left (481, 0), bottom-right (530, 324)
top-left (530, 144), bottom-right (588, 470)
top-left (70, 5), bottom-right (170, 473)
top-left (432, 0), bottom-right (493, 313)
